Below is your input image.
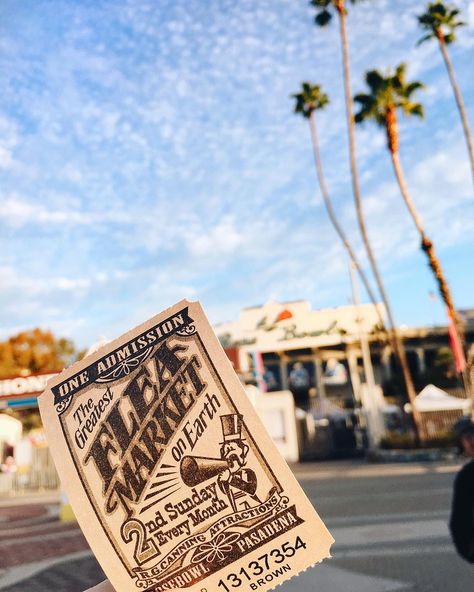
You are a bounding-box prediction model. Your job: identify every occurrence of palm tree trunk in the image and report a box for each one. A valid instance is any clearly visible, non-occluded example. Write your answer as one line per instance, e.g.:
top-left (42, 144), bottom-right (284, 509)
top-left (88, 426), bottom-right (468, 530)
top-left (437, 32), bottom-right (474, 187)
top-left (336, 3), bottom-right (423, 440)
top-left (308, 112), bottom-right (385, 329)
top-left (387, 131), bottom-right (459, 332)
top-left (390, 147), bottom-right (463, 335)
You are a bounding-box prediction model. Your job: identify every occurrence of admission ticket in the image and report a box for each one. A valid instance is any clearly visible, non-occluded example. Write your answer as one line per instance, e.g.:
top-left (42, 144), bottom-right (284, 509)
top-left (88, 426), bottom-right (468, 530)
top-left (39, 300), bottom-right (333, 591)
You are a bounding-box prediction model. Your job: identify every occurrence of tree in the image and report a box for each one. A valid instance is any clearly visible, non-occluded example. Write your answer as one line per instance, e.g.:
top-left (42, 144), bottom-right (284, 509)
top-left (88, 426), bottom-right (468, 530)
top-left (292, 82), bottom-right (385, 330)
top-left (0, 328), bottom-right (78, 377)
top-left (310, 0), bottom-right (421, 438)
top-left (354, 63), bottom-right (460, 347)
top-left (417, 2), bottom-right (474, 185)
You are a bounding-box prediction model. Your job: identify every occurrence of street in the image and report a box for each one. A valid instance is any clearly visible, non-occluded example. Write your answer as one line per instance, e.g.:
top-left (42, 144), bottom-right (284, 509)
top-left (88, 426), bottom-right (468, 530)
top-left (0, 460), bottom-right (472, 591)
top-left (285, 460), bottom-right (472, 591)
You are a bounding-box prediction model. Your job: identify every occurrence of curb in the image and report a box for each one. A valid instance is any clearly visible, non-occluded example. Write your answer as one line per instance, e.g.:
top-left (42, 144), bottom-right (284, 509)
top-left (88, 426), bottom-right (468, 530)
top-left (367, 448), bottom-right (459, 463)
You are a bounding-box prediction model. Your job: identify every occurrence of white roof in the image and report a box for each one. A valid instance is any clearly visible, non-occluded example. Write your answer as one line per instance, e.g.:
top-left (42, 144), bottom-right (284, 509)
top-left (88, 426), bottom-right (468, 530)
top-left (414, 384), bottom-right (471, 412)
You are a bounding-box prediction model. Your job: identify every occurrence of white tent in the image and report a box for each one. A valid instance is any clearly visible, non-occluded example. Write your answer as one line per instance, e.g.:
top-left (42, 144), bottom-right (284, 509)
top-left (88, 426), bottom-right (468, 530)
top-left (414, 384), bottom-right (471, 413)
top-left (0, 414), bottom-right (22, 446)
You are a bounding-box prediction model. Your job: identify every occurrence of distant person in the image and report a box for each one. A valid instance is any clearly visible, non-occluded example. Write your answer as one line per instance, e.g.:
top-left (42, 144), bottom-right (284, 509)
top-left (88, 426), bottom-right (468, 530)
top-left (323, 358), bottom-right (347, 385)
top-left (263, 366), bottom-right (278, 391)
top-left (0, 456), bottom-right (17, 474)
top-left (288, 362), bottom-right (310, 409)
top-left (449, 416), bottom-right (474, 563)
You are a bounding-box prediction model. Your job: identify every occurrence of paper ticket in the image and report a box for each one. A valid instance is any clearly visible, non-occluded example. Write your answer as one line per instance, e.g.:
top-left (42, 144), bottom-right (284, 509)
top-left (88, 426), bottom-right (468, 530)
top-left (39, 300), bottom-right (333, 591)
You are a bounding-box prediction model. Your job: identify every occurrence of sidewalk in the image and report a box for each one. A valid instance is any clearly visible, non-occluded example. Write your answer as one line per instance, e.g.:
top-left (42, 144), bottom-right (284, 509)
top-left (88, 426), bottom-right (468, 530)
top-left (0, 493), bottom-right (91, 590)
top-left (0, 489), bottom-right (60, 508)
top-left (290, 458), bottom-right (463, 481)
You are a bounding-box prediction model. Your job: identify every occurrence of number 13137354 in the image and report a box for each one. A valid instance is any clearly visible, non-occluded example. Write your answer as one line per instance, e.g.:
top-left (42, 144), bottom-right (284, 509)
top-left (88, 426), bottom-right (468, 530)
top-left (217, 537), bottom-right (307, 591)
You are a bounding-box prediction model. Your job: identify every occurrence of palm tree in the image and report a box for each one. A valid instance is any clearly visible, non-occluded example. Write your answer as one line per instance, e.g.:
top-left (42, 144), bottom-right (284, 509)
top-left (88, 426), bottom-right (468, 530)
top-left (354, 63), bottom-right (461, 342)
top-left (310, 0), bottom-right (421, 435)
top-left (292, 82), bottom-right (384, 330)
top-left (417, 2), bottom-right (474, 186)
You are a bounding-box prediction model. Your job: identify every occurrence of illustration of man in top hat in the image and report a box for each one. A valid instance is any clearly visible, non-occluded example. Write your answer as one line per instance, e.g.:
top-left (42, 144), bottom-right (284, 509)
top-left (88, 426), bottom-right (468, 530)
top-left (217, 414), bottom-right (261, 512)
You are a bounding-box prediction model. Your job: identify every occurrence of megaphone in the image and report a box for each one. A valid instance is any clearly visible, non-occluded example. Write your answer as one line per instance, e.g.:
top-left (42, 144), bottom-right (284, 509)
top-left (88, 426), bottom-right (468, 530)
top-left (180, 455), bottom-right (229, 487)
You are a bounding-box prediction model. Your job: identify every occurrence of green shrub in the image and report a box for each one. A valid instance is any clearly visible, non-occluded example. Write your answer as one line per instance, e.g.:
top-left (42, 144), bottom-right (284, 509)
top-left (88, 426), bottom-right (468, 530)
top-left (380, 432), bottom-right (417, 449)
top-left (380, 430), bottom-right (457, 449)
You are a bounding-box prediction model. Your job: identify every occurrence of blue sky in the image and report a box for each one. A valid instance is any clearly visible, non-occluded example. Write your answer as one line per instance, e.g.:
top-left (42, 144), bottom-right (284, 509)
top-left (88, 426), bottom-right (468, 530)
top-left (0, 0), bottom-right (473, 348)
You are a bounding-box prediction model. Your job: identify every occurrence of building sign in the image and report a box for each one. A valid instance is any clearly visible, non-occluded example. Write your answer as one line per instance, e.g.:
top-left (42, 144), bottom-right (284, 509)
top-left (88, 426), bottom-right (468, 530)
top-left (0, 373), bottom-right (59, 400)
top-left (215, 300), bottom-right (384, 353)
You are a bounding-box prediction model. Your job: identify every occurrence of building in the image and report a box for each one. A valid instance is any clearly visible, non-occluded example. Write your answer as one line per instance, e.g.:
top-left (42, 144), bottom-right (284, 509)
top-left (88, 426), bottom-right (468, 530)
top-left (216, 300), bottom-right (473, 407)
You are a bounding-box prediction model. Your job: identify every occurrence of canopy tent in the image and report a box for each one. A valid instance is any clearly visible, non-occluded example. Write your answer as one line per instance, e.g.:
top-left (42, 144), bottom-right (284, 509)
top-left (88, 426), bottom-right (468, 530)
top-left (414, 384), bottom-right (471, 413)
top-left (0, 414), bottom-right (22, 446)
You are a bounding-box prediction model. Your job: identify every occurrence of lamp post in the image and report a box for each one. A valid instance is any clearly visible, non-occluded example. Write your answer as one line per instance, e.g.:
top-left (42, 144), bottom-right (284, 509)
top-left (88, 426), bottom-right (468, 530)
top-left (349, 261), bottom-right (385, 447)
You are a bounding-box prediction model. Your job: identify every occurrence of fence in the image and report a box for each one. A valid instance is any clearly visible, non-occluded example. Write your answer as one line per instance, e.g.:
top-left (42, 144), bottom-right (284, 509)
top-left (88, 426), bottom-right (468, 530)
top-left (0, 447), bottom-right (60, 495)
top-left (420, 408), bottom-right (467, 440)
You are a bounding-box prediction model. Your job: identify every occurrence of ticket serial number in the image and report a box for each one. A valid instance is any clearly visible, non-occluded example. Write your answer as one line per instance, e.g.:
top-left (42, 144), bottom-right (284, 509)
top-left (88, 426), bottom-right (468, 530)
top-left (217, 536), bottom-right (307, 591)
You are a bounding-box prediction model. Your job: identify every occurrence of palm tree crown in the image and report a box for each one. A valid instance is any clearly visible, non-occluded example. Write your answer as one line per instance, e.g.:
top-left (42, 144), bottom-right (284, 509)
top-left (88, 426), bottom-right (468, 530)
top-left (310, 0), bottom-right (360, 26)
top-left (354, 64), bottom-right (424, 128)
top-left (417, 2), bottom-right (465, 45)
top-left (354, 63), bottom-right (460, 345)
top-left (293, 83), bottom-right (329, 118)
top-left (417, 2), bottom-right (473, 186)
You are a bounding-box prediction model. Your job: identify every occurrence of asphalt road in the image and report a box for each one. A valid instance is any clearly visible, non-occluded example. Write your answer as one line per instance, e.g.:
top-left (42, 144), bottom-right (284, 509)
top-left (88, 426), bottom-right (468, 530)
top-left (1, 460), bottom-right (472, 591)
top-left (283, 460), bottom-right (472, 592)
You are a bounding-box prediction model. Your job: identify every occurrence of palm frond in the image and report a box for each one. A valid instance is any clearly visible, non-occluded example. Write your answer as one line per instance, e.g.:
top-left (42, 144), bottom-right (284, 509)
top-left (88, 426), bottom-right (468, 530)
top-left (394, 63), bottom-right (407, 81)
top-left (353, 93), bottom-right (374, 107)
top-left (417, 14), bottom-right (434, 27)
top-left (444, 32), bottom-right (455, 44)
top-left (403, 102), bottom-right (424, 119)
top-left (355, 64), bottom-right (424, 128)
top-left (310, 0), bottom-right (331, 7)
top-left (315, 9), bottom-right (332, 27)
top-left (417, 33), bottom-right (435, 46)
top-left (397, 101), bottom-right (425, 119)
top-left (434, 2), bottom-right (447, 17)
top-left (417, 1), bottom-right (465, 44)
top-left (405, 81), bottom-right (424, 97)
top-left (292, 82), bottom-right (330, 118)
top-left (292, 93), bottom-right (305, 112)
top-left (365, 70), bottom-right (385, 93)
top-left (354, 93), bottom-right (380, 125)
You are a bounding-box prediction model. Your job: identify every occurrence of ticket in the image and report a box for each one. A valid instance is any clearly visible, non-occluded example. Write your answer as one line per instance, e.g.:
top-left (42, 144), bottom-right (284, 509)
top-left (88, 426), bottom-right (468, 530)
top-left (39, 300), bottom-right (333, 591)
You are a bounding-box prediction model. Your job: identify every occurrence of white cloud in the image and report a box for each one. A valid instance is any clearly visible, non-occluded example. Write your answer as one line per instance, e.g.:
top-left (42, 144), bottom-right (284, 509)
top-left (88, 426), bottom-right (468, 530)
top-left (0, 266), bottom-right (91, 296)
top-left (1, 195), bottom-right (92, 226)
top-left (0, 145), bottom-right (13, 169)
top-left (0, 114), bottom-right (19, 170)
top-left (0, 0), bottom-right (471, 345)
top-left (349, 138), bottom-right (473, 268)
top-left (186, 217), bottom-right (243, 258)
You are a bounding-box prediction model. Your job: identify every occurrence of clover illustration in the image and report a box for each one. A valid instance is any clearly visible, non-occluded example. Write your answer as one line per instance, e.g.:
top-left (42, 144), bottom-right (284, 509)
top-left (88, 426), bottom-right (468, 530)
top-left (192, 532), bottom-right (240, 564)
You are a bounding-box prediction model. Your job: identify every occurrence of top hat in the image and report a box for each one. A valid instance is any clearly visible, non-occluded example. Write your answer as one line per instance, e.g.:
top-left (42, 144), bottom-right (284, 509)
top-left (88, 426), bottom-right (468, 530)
top-left (220, 414), bottom-right (244, 442)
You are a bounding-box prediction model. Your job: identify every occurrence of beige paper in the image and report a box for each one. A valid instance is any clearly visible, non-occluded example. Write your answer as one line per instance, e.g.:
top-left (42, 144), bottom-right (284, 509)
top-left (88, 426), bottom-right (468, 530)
top-left (39, 300), bottom-right (333, 591)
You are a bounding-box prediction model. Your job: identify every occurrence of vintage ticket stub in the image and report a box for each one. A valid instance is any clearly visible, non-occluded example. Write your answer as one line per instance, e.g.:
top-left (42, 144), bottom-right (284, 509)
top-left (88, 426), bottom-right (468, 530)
top-left (39, 300), bottom-right (333, 591)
